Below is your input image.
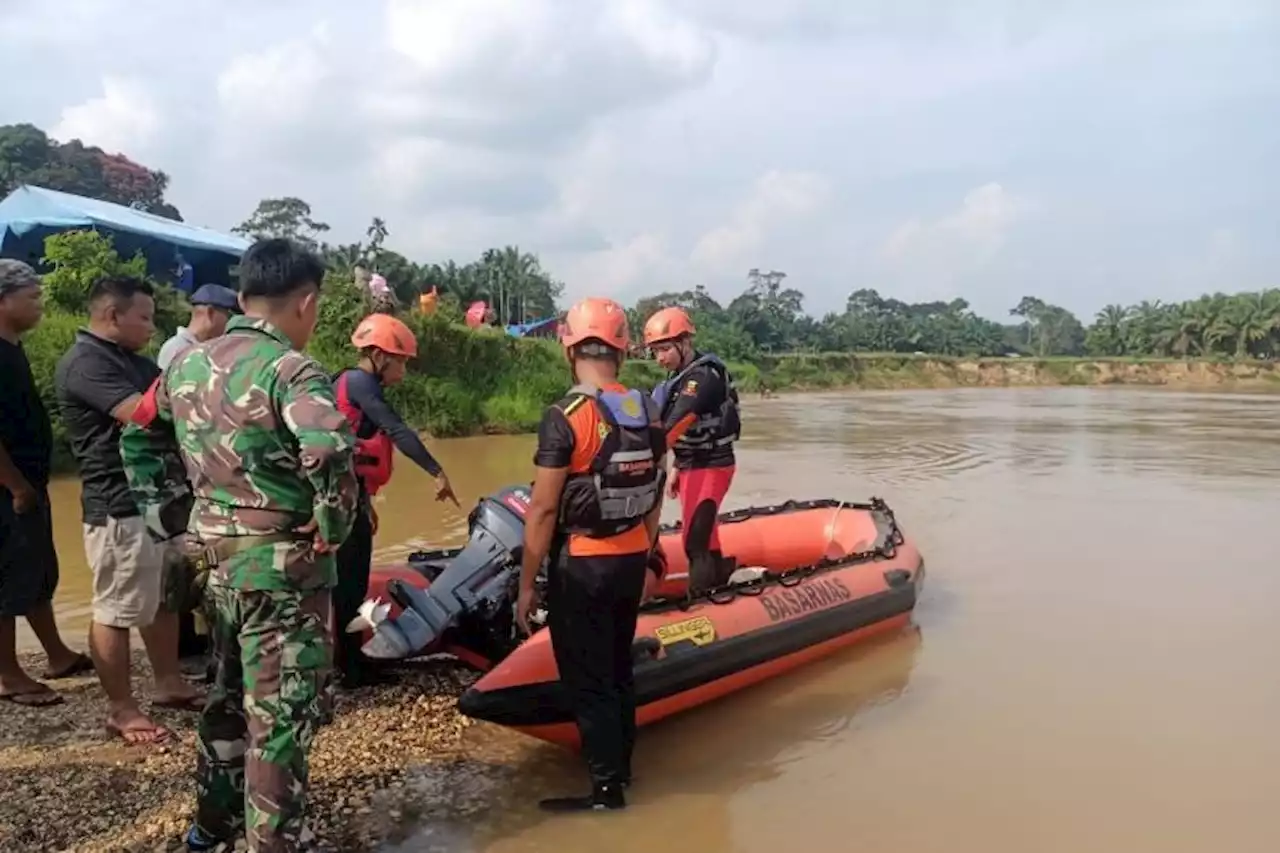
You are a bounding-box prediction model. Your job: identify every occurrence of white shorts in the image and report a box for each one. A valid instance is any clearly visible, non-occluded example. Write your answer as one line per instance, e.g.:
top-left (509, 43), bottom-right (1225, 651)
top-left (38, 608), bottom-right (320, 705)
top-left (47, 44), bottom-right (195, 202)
top-left (85, 515), bottom-right (177, 629)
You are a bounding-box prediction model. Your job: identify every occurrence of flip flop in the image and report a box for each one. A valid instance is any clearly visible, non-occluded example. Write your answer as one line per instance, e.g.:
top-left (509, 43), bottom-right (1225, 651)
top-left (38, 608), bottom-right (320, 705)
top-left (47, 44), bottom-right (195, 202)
top-left (0, 689), bottom-right (65, 708)
top-left (152, 693), bottom-right (207, 712)
top-left (105, 716), bottom-right (172, 745)
top-left (41, 653), bottom-right (95, 680)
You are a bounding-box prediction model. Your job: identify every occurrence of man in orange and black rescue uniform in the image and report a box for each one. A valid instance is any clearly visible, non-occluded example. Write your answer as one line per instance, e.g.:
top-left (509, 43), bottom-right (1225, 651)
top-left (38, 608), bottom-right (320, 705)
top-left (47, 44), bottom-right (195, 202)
top-left (516, 297), bottom-right (669, 813)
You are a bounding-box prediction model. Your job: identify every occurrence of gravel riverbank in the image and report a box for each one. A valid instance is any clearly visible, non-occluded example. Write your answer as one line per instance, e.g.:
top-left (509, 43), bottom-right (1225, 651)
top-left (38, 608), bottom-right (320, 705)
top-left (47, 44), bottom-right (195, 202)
top-left (0, 650), bottom-right (487, 852)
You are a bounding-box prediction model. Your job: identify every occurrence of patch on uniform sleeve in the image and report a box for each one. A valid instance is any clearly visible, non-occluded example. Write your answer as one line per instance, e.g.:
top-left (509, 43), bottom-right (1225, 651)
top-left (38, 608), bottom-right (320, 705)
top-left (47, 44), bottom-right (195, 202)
top-left (680, 379), bottom-right (698, 396)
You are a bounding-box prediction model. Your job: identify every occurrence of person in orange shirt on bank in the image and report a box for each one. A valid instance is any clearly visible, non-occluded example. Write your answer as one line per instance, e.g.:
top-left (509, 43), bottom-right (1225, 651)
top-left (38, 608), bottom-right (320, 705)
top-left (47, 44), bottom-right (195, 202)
top-left (516, 297), bottom-right (668, 813)
top-left (644, 306), bottom-right (742, 593)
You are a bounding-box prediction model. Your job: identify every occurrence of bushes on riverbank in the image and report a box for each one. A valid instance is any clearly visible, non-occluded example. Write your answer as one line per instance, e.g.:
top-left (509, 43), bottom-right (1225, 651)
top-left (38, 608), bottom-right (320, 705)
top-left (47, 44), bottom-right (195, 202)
top-left (21, 231), bottom-right (761, 466)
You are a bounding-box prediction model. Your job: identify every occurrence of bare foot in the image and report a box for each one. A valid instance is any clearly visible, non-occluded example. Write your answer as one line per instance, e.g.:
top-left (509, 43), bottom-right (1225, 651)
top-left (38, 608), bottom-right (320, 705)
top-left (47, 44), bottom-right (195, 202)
top-left (0, 675), bottom-right (64, 707)
top-left (41, 652), bottom-right (94, 680)
top-left (151, 692), bottom-right (207, 712)
top-left (153, 673), bottom-right (205, 710)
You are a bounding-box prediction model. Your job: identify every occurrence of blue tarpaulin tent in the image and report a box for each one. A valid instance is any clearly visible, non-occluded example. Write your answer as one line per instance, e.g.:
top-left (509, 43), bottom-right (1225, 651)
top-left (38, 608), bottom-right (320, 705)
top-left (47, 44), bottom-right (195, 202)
top-left (505, 316), bottom-right (560, 338)
top-left (0, 185), bottom-right (250, 292)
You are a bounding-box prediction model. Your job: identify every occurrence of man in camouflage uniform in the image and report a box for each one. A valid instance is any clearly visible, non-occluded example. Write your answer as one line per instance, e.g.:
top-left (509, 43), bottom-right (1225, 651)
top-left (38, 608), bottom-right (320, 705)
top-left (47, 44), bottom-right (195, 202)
top-left (121, 238), bottom-right (359, 853)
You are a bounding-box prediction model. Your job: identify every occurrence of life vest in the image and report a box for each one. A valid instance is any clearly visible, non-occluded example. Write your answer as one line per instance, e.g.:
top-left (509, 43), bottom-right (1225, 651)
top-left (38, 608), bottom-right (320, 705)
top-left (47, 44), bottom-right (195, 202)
top-left (334, 369), bottom-right (394, 495)
top-left (651, 353), bottom-right (741, 452)
top-left (557, 384), bottom-right (663, 537)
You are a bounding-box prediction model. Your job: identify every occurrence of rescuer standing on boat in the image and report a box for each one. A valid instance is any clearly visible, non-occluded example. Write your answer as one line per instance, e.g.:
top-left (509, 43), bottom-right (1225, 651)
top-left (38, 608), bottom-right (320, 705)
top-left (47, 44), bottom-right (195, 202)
top-left (644, 306), bottom-right (742, 593)
top-left (516, 297), bottom-right (668, 812)
top-left (332, 312), bottom-right (459, 688)
top-left (120, 238), bottom-right (360, 853)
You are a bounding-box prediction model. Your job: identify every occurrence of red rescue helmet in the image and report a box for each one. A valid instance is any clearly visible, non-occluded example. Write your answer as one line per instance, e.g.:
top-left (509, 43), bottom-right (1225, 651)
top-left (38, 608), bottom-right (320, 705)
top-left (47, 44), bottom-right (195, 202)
top-left (351, 313), bottom-right (418, 358)
top-left (560, 297), bottom-right (630, 354)
top-left (643, 306), bottom-right (696, 346)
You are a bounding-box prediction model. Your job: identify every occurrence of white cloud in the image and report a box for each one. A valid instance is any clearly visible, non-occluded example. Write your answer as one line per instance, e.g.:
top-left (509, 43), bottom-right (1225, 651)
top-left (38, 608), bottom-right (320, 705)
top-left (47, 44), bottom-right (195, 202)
top-left (51, 77), bottom-right (162, 156)
top-left (558, 232), bottom-right (677, 298)
top-left (1, 0), bottom-right (1276, 320)
top-left (376, 0), bottom-right (715, 145)
top-left (691, 170), bottom-right (833, 274)
top-left (883, 182), bottom-right (1026, 264)
top-left (215, 27), bottom-right (333, 128)
top-left (1206, 227), bottom-right (1241, 267)
top-left (876, 182), bottom-right (1030, 303)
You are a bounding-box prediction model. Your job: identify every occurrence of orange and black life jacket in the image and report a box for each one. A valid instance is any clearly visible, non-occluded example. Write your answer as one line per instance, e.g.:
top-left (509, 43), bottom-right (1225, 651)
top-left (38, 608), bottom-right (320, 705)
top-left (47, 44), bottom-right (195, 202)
top-left (557, 383), bottom-right (663, 538)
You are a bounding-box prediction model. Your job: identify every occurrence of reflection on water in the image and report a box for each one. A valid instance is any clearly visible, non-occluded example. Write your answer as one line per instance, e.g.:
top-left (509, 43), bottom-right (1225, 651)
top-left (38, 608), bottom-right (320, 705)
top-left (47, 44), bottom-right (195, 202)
top-left (31, 388), bottom-right (1280, 852)
top-left (381, 630), bottom-right (922, 853)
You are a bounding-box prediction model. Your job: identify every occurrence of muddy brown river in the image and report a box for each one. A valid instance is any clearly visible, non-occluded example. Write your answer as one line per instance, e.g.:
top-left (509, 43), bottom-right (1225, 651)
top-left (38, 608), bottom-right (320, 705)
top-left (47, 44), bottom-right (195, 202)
top-left (29, 387), bottom-right (1280, 852)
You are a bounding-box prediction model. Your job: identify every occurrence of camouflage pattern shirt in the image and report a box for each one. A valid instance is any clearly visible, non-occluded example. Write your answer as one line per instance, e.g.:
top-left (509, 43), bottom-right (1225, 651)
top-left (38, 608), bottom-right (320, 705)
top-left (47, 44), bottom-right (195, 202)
top-left (121, 316), bottom-right (359, 591)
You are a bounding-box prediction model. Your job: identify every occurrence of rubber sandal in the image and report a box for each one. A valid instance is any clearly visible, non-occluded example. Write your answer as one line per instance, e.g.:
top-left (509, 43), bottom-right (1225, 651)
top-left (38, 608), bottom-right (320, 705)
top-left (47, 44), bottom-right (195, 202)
top-left (41, 653), bottom-right (94, 680)
top-left (152, 693), bottom-right (206, 712)
top-left (105, 717), bottom-right (172, 745)
top-left (0, 689), bottom-right (65, 708)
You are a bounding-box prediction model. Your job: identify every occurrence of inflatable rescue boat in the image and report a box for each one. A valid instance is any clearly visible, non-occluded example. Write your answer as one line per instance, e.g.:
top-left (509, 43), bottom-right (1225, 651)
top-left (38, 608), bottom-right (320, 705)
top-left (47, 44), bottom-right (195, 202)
top-left (355, 488), bottom-right (924, 749)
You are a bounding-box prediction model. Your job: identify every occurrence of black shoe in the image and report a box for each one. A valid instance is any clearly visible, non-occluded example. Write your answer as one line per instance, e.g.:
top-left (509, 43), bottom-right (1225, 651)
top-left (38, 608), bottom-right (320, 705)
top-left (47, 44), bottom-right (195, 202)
top-left (711, 550), bottom-right (737, 586)
top-left (184, 826), bottom-right (224, 852)
top-left (538, 784), bottom-right (626, 813)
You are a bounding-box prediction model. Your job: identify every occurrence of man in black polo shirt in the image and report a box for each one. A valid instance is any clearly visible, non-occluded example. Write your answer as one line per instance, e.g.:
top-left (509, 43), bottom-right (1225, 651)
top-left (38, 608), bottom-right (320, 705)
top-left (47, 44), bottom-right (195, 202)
top-left (55, 275), bottom-right (202, 744)
top-left (0, 260), bottom-right (93, 707)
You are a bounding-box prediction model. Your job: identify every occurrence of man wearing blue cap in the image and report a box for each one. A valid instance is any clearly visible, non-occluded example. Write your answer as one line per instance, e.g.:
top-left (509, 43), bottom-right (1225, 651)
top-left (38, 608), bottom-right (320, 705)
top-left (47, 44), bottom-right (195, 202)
top-left (157, 284), bottom-right (240, 370)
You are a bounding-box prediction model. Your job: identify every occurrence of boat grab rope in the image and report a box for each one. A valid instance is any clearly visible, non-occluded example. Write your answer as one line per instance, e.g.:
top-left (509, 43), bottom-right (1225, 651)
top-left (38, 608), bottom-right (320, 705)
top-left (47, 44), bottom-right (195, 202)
top-left (824, 500), bottom-right (847, 561)
top-left (398, 497), bottom-right (909, 616)
top-left (642, 496), bottom-right (906, 615)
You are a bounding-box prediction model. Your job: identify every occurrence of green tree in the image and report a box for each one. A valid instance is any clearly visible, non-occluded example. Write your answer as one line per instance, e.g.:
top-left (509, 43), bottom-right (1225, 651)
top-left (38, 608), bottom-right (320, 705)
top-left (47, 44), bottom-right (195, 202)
top-left (40, 229), bottom-right (187, 337)
top-left (233, 197), bottom-right (331, 249)
top-left (365, 217), bottom-right (389, 269)
top-left (1075, 290), bottom-right (1279, 359)
top-left (1009, 296), bottom-right (1085, 356)
top-left (0, 123), bottom-right (181, 219)
top-left (41, 229), bottom-right (149, 313)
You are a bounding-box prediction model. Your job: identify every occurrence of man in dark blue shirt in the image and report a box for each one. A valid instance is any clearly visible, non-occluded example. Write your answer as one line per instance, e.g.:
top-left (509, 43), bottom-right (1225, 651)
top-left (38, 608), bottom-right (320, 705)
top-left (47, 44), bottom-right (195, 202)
top-left (0, 260), bottom-right (93, 707)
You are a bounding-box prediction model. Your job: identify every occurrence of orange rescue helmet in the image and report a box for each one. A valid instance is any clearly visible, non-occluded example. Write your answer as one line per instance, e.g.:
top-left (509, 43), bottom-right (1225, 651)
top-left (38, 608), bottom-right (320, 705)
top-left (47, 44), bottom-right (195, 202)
top-left (560, 297), bottom-right (630, 353)
top-left (643, 306), bottom-right (696, 346)
top-left (351, 313), bottom-right (418, 358)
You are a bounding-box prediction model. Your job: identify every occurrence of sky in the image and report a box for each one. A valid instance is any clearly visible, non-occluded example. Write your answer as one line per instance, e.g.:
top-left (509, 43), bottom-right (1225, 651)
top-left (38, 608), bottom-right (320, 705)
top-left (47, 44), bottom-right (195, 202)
top-left (1, 0), bottom-right (1277, 321)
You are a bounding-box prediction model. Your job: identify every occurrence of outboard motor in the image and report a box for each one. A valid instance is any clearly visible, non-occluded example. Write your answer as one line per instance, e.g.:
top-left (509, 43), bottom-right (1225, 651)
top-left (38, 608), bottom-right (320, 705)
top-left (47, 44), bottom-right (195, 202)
top-left (353, 484), bottom-right (530, 660)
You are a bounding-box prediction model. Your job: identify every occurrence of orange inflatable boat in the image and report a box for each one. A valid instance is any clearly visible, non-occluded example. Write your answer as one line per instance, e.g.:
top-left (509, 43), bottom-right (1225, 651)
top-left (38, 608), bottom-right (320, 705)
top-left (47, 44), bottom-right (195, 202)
top-left (452, 498), bottom-right (924, 748)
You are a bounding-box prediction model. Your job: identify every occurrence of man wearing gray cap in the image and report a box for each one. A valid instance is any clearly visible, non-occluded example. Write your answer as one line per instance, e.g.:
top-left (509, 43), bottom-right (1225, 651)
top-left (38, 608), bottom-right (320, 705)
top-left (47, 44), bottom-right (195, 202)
top-left (157, 283), bottom-right (240, 370)
top-left (0, 260), bottom-right (94, 707)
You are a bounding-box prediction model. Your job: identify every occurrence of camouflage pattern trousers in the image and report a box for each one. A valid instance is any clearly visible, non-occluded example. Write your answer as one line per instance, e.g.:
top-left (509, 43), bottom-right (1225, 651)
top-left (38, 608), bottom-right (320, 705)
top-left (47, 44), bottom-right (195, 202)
top-left (195, 583), bottom-right (333, 853)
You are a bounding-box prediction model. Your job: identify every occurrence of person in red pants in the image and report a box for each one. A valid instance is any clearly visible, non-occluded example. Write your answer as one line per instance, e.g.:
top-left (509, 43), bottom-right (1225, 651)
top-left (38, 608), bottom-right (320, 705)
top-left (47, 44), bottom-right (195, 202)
top-left (644, 307), bottom-right (742, 593)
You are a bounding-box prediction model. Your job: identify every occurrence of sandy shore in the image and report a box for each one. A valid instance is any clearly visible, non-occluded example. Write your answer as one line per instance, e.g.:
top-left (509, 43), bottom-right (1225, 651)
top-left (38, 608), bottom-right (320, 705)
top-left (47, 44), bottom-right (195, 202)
top-left (0, 650), bottom-right (488, 852)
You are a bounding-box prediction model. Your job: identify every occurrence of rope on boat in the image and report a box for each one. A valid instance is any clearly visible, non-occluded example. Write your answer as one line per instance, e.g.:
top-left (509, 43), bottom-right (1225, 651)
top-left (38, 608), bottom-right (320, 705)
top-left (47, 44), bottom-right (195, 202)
top-left (400, 497), bottom-right (909, 615)
top-left (642, 496), bottom-right (907, 614)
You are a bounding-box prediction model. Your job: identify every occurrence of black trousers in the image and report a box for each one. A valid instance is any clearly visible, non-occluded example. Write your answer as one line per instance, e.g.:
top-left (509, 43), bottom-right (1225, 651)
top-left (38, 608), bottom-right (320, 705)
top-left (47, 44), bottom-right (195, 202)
top-left (0, 487), bottom-right (58, 618)
top-left (547, 549), bottom-right (649, 788)
top-left (333, 498), bottom-right (374, 678)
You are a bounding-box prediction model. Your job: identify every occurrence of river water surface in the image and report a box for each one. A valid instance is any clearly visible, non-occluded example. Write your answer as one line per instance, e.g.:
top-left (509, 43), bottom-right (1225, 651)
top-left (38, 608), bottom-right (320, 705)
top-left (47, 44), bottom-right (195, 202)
top-left (33, 388), bottom-right (1280, 852)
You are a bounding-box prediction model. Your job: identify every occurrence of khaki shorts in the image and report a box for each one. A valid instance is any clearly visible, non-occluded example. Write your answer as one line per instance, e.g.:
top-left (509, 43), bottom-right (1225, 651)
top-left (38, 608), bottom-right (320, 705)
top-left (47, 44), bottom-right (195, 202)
top-left (84, 516), bottom-right (180, 629)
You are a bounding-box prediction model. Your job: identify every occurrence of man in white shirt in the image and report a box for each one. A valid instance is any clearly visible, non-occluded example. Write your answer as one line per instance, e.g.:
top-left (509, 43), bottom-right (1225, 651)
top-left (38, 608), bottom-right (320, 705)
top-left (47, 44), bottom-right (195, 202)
top-left (157, 284), bottom-right (240, 369)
